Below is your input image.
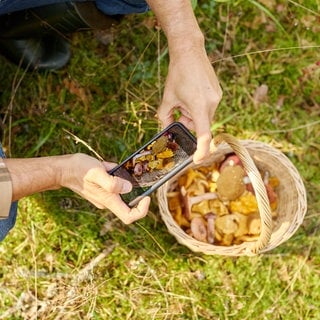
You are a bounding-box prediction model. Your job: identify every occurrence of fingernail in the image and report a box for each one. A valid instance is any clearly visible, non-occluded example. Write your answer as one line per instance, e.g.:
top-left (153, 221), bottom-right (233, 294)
top-left (122, 181), bottom-right (132, 193)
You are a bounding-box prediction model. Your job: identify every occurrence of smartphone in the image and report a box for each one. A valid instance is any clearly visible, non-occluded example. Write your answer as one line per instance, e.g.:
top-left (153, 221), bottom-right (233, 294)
top-left (108, 122), bottom-right (197, 207)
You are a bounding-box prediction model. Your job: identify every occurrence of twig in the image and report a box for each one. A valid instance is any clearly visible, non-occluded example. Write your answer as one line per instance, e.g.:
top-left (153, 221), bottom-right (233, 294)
top-left (211, 45), bottom-right (320, 64)
top-left (72, 244), bottom-right (116, 286)
top-left (63, 129), bottom-right (105, 161)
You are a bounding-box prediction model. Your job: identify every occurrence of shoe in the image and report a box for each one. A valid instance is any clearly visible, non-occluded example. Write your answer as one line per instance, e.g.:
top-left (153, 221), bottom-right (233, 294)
top-left (0, 2), bottom-right (120, 70)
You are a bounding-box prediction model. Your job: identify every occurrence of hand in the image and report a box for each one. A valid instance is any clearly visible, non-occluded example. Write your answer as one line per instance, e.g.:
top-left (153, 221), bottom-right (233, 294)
top-left (157, 46), bottom-right (222, 164)
top-left (59, 153), bottom-right (150, 224)
top-left (145, 0), bottom-right (223, 164)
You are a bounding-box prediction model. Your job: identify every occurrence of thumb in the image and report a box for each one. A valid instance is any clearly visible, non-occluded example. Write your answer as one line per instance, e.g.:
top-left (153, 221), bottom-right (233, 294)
top-left (95, 163), bottom-right (133, 194)
top-left (104, 174), bottom-right (132, 194)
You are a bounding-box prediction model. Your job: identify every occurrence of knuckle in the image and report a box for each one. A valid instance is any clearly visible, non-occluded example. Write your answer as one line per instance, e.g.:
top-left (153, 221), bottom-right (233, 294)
top-left (122, 216), bottom-right (134, 225)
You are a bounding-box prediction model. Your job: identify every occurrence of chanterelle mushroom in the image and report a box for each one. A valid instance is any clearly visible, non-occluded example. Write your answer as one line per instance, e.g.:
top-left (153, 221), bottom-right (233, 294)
top-left (217, 165), bottom-right (246, 201)
top-left (215, 214), bottom-right (238, 235)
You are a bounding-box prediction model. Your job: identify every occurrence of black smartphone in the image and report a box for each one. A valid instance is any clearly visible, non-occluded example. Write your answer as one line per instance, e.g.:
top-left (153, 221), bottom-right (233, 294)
top-left (108, 122), bottom-right (197, 207)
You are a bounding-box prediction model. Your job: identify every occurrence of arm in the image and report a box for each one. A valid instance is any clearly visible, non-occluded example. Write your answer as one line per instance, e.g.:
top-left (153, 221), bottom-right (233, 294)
top-left (146, 0), bottom-right (222, 163)
top-left (3, 153), bottom-right (149, 224)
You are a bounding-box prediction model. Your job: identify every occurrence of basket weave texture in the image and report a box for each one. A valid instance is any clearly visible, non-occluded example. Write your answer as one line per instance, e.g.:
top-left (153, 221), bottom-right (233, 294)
top-left (157, 134), bottom-right (307, 256)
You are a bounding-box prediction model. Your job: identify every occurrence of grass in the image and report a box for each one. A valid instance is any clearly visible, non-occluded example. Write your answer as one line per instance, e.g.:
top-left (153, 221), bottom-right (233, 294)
top-left (0, 0), bottom-right (320, 319)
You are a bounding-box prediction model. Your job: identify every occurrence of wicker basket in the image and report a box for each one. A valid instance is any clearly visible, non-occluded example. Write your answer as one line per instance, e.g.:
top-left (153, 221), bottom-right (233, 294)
top-left (157, 133), bottom-right (307, 256)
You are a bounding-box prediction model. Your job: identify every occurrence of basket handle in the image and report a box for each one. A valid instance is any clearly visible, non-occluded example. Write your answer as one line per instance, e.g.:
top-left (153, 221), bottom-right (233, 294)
top-left (214, 133), bottom-right (273, 254)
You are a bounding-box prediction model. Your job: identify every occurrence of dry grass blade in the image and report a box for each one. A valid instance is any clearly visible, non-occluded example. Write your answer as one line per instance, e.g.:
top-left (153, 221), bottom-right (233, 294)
top-left (63, 129), bottom-right (105, 161)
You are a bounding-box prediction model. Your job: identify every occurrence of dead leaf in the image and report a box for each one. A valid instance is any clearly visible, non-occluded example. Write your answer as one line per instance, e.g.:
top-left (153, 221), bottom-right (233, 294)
top-left (253, 84), bottom-right (269, 105)
top-left (63, 78), bottom-right (91, 110)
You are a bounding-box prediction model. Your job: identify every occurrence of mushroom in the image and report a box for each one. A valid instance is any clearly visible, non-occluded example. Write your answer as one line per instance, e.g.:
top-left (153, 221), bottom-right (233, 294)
top-left (265, 184), bottom-right (278, 207)
top-left (247, 213), bottom-right (261, 235)
top-left (234, 234), bottom-right (259, 243)
top-left (173, 206), bottom-right (190, 228)
top-left (243, 176), bottom-right (254, 194)
top-left (263, 170), bottom-right (270, 185)
top-left (132, 150), bottom-right (152, 166)
top-left (233, 212), bottom-right (249, 238)
top-left (215, 214), bottom-right (238, 235)
top-left (192, 200), bottom-right (211, 216)
top-left (133, 162), bottom-right (143, 176)
top-left (190, 216), bottom-right (208, 242)
top-left (208, 198), bottom-right (229, 216)
top-left (205, 212), bottom-right (216, 244)
top-left (186, 178), bottom-right (209, 196)
top-left (220, 233), bottom-right (235, 246)
top-left (229, 191), bottom-right (258, 215)
top-left (215, 214), bottom-right (240, 246)
top-left (151, 135), bottom-right (169, 154)
top-left (181, 190), bottom-right (218, 219)
top-left (167, 192), bottom-right (181, 211)
top-left (217, 165), bottom-right (246, 201)
top-left (219, 154), bottom-right (243, 172)
top-left (183, 168), bottom-right (207, 189)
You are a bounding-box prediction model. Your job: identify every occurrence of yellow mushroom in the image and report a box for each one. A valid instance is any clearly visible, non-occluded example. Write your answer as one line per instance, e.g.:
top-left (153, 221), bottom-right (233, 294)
top-left (233, 212), bottom-right (249, 238)
top-left (229, 191), bottom-right (258, 215)
top-left (215, 214), bottom-right (238, 235)
top-left (247, 213), bottom-right (261, 235)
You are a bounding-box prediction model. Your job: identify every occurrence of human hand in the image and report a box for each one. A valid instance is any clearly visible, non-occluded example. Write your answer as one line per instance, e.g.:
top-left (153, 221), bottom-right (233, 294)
top-left (157, 46), bottom-right (222, 164)
top-left (58, 153), bottom-right (150, 224)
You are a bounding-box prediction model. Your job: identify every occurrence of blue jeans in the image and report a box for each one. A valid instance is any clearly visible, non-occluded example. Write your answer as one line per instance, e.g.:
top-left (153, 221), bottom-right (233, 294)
top-left (0, 145), bottom-right (18, 242)
top-left (0, 0), bottom-right (149, 15)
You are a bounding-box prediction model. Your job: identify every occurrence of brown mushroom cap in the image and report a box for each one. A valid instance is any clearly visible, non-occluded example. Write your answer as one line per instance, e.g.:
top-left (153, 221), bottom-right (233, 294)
top-left (217, 165), bottom-right (246, 201)
top-left (190, 216), bottom-right (208, 242)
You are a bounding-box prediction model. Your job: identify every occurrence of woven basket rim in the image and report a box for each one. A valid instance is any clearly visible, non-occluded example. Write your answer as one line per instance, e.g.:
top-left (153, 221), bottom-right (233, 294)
top-left (157, 138), bottom-right (307, 256)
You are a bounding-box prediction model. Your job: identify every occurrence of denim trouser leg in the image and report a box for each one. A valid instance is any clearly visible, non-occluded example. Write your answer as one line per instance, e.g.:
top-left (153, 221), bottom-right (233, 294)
top-left (0, 0), bottom-right (149, 15)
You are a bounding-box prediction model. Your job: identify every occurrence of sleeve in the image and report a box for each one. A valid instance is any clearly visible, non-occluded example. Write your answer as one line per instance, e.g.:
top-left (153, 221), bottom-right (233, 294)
top-left (95, 0), bottom-right (149, 15)
top-left (0, 144), bottom-right (18, 241)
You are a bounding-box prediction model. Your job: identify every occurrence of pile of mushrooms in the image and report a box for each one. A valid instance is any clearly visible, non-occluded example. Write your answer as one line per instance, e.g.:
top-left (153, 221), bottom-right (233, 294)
top-left (167, 153), bottom-right (279, 246)
top-left (126, 133), bottom-right (179, 177)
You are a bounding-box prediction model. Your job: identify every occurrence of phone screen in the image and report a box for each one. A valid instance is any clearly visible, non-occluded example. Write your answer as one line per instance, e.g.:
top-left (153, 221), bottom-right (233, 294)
top-left (109, 122), bottom-right (197, 207)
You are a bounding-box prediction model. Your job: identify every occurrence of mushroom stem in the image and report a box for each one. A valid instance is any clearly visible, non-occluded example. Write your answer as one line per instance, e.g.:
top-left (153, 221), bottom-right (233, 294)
top-left (263, 170), bottom-right (270, 185)
top-left (189, 192), bottom-right (218, 207)
top-left (182, 190), bottom-right (218, 220)
top-left (243, 176), bottom-right (251, 185)
top-left (205, 212), bottom-right (216, 244)
top-left (132, 151), bottom-right (152, 166)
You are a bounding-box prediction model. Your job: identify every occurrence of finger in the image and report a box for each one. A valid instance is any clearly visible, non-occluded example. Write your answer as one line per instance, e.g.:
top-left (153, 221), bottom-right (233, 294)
top-left (105, 195), bottom-right (150, 224)
top-left (102, 161), bottom-right (118, 171)
top-left (157, 103), bottom-right (175, 129)
top-left (176, 114), bottom-right (195, 132)
top-left (91, 169), bottom-right (132, 194)
top-left (192, 119), bottom-right (212, 164)
top-left (127, 197), bottom-right (151, 224)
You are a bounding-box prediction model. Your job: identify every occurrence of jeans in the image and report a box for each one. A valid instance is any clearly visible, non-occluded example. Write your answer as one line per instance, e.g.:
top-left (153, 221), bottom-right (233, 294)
top-left (0, 144), bottom-right (18, 242)
top-left (0, 0), bottom-right (149, 15)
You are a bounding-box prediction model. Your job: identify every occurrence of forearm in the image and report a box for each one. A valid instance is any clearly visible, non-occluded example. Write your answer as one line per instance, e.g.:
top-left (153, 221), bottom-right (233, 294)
top-left (146, 0), bottom-right (204, 52)
top-left (3, 156), bottom-right (66, 201)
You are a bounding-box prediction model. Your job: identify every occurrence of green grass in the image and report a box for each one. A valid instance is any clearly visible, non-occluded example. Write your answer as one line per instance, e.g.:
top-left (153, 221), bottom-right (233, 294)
top-left (1, 0), bottom-right (320, 319)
